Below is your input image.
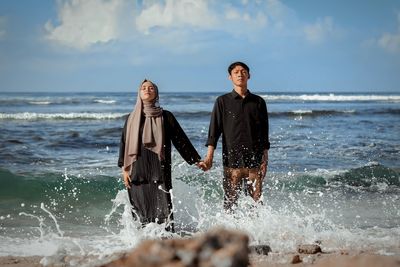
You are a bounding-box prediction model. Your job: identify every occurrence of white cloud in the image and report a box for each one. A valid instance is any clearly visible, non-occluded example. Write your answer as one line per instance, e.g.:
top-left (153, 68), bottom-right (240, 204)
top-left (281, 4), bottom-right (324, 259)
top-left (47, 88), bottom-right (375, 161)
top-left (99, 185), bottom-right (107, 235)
top-left (303, 16), bottom-right (335, 44)
top-left (265, 0), bottom-right (290, 21)
top-left (378, 33), bottom-right (400, 53)
top-left (42, 0), bottom-right (301, 52)
top-left (0, 16), bottom-right (7, 40)
top-left (136, 0), bottom-right (217, 34)
top-left (377, 12), bottom-right (400, 53)
top-left (221, 7), bottom-right (268, 40)
top-left (135, 0), bottom-right (275, 46)
top-left (224, 5), bottom-right (268, 27)
top-left (45, 0), bottom-right (125, 50)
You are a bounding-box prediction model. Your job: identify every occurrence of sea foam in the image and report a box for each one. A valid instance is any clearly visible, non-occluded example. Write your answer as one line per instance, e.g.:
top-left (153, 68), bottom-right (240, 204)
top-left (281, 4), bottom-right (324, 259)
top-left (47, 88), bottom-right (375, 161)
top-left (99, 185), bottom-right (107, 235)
top-left (0, 112), bottom-right (125, 120)
top-left (261, 94), bottom-right (400, 102)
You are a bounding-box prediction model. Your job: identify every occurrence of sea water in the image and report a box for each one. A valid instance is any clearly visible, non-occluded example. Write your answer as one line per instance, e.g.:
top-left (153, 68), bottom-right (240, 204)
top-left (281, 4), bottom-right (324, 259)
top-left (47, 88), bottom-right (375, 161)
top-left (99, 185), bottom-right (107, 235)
top-left (0, 91), bottom-right (399, 265)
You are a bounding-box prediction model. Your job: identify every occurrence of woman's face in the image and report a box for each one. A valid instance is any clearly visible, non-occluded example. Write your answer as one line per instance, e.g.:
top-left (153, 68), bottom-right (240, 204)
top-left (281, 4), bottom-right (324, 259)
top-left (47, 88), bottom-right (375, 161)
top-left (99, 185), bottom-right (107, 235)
top-left (140, 81), bottom-right (157, 102)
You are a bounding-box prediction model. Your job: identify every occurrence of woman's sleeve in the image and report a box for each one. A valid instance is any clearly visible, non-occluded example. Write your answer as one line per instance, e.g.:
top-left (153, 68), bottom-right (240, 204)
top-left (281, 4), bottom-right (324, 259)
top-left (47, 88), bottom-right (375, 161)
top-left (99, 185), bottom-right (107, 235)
top-left (117, 115), bottom-right (129, 168)
top-left (165, 111), bottom-right (201, 165)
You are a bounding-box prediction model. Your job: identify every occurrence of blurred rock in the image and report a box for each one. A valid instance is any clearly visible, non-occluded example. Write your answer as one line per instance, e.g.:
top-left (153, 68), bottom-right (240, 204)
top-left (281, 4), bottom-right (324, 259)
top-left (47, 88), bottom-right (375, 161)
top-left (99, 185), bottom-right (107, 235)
top-left (100, 228), bottom-right (249, 267)
top-left (291, 254), bottom-right (302, 264)
top-left (297, 244), bottom-right (322, 254)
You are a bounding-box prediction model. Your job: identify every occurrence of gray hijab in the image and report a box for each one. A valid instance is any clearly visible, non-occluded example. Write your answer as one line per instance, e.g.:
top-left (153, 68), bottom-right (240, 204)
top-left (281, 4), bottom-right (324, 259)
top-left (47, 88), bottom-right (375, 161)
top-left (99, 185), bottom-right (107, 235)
top-left (123, 79), bottom-right (164, 170)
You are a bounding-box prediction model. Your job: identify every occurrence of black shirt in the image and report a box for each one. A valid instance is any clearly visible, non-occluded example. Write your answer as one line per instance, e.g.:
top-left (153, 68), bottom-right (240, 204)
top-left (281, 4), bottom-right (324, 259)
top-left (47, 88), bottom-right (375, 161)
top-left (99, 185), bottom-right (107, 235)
top-left (118, 110), bottom-right (201, 185)
top-left (206, 90), bottom-right (270, 168)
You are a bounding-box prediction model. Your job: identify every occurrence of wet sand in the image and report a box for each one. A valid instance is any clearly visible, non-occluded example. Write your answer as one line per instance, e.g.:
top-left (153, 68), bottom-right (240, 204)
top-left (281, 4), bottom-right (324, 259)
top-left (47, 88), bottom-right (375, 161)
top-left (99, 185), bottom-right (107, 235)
top-left (250, 250), bottom-right (400, 267)
top-left (1, 250), bottom-right (399, 267)
top-left (0, 256), bottom-right (42, 267)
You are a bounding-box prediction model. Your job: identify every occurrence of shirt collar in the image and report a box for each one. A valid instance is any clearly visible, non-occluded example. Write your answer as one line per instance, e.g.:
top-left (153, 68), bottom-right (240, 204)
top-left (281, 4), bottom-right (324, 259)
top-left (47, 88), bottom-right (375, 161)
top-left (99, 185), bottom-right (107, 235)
top-left (231, 89), bottom-right (251, 99)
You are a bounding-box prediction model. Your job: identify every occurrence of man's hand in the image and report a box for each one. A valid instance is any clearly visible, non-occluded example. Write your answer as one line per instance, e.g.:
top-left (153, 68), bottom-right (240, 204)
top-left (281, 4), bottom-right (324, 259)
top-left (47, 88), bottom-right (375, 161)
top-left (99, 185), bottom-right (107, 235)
top-left (203, 145), bottom-right (215, 171)
top-left (260, 149), bottom-right (269, 179)
top-left (203, 156), bottom-right (213, 171)
top-left (122, 168), bottom-right (131, 189)
top-left (260, 161), bottom-right (267, 179)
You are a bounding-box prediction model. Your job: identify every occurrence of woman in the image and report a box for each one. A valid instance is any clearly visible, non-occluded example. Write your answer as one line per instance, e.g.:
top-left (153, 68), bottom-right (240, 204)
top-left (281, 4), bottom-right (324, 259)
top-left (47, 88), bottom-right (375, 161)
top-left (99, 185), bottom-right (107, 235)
top-left (118, 79), bottom-right (204, 231)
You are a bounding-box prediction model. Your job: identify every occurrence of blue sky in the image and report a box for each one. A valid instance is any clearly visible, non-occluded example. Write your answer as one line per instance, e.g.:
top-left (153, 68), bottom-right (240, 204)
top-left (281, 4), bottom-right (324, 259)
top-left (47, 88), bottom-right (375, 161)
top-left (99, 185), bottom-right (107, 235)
top-left (0, 0), bottom-right (400, 93)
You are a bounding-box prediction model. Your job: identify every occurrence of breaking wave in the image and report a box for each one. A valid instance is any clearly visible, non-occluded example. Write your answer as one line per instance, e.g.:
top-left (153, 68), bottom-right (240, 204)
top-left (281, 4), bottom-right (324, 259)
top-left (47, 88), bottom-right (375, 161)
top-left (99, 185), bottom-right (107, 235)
top-left (261, 94), bottom-right (400, 102)
top-left (0, 112), bottom-right (126, 120)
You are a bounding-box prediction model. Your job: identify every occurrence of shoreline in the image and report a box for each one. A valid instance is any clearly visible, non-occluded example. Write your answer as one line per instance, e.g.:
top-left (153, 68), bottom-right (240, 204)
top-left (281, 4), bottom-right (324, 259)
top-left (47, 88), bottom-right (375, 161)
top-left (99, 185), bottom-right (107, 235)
top-left (250, 250), bottom-right (400, 267)
top-left (1, 249), bottom-right (399, 267)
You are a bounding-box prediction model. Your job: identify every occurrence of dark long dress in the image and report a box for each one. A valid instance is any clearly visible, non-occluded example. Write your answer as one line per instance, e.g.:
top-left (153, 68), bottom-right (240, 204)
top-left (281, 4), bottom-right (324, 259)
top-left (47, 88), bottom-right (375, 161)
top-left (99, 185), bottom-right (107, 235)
top-left (118, 110), bottom-right (200, 230)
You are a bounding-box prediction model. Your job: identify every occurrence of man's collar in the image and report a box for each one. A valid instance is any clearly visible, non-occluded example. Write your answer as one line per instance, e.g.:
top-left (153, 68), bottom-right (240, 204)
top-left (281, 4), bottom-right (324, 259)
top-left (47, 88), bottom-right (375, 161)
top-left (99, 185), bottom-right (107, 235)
top-left (231, 89), bottom-right (251, 99)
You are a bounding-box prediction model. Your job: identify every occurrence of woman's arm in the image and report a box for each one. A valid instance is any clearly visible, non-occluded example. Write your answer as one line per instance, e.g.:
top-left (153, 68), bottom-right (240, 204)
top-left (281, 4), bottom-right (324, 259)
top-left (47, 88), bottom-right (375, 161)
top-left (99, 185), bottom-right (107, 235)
top-left (118, 115), bottom-right (129, 168)
top-left (118, 115), bottom-right (132, 188)
top-left (165, 111), bottom-right (202, 165)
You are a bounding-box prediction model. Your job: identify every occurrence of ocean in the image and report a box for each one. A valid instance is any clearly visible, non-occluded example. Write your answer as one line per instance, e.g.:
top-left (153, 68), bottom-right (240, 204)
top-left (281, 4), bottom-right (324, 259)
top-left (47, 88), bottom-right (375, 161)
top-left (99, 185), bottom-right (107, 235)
top-left (0, 91), bottom-right (399, 265)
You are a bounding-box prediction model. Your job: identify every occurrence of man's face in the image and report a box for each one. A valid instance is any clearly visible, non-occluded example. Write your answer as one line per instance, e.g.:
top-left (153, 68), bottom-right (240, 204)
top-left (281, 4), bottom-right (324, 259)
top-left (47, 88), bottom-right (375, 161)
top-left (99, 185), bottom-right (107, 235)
top-left (229, 65), bottom-right (250, 87)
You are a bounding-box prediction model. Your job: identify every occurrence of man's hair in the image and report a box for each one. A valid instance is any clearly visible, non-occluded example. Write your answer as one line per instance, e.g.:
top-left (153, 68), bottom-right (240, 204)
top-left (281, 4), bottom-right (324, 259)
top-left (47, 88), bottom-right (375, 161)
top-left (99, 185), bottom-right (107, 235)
top-left (228, 61), bottom-right (250, 75)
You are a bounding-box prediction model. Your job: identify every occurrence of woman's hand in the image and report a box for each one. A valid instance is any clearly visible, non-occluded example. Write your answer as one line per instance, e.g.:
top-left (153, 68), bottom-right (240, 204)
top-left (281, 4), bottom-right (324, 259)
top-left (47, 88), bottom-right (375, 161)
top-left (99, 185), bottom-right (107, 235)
top-left (122, 169), bottom-right (131, 189)
top-left (196, 161), bottom-right (208, 171)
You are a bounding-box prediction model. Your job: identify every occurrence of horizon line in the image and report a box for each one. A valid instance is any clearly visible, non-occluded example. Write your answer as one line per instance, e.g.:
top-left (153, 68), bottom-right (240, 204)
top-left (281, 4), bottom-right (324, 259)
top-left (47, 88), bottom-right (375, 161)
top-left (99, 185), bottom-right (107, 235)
top-left (1, 90), bottom-right (400, 94)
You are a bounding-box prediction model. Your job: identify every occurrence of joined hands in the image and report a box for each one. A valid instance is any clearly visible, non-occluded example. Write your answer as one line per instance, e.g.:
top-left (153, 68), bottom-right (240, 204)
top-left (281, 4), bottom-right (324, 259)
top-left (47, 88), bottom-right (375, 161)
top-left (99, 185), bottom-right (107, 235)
top-left (196, 155), bottom-right (212, 172)
top-left (195, 161), bottom-right (208, 171)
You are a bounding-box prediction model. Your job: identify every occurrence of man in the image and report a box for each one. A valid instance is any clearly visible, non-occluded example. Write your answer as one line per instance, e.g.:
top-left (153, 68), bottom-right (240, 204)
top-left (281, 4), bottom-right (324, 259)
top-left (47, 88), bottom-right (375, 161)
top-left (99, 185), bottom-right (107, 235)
top-left (204, 61), bottom-right (270, 211)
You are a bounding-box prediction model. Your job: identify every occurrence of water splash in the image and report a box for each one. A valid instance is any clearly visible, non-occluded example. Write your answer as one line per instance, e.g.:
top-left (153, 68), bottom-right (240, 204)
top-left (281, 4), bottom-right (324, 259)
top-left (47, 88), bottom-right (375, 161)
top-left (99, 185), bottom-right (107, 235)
top-left (0, 164), bottom-right (399, 264)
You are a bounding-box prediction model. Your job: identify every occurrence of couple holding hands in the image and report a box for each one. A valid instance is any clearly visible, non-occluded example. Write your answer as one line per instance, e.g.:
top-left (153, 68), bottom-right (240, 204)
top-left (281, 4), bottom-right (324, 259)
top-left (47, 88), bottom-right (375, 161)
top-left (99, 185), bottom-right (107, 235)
top-left (118, 61), bottom-right (270, 231)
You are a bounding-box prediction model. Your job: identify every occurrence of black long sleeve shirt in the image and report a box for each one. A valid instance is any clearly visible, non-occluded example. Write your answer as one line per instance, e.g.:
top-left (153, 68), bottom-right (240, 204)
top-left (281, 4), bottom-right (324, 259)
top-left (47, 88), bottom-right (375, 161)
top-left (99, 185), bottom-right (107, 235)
top-left (119, 110), bottom-right (201, 189)
top-left (206, 90), bottom-right (270, 168)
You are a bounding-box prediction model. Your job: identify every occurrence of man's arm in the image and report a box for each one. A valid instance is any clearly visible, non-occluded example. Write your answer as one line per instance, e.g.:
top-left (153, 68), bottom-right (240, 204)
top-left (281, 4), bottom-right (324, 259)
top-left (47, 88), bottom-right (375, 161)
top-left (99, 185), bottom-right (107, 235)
top-left (260, 98), bottom-right (270, 151)
top-left (259, 98), bottom-right (270, 179)
top-left (204, 99), bottom-right (222, 170)
top-left (260, 149), bottom-right (268, 179)
top-left (204, 145), bottom-right (215, 170)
